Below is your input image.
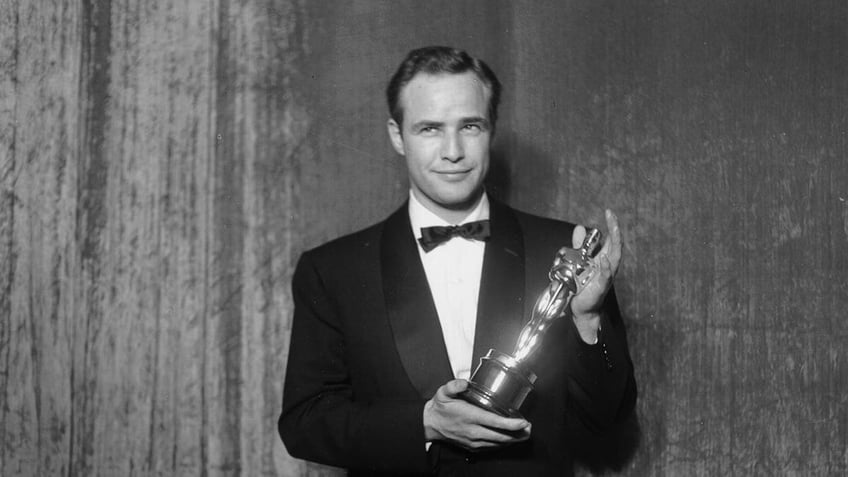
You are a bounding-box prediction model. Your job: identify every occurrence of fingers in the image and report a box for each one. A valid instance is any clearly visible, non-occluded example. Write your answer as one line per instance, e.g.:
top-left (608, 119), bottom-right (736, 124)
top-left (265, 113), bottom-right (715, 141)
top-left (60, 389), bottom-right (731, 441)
top-left (465, 423), bottom-right (532, 448)
top-left (466, 405), bottom-right (529, 432)
top-left (603, 209), bottom-right (622, 272)
top-left (454, 411), bottom-right (531, 449)
top-left (589, 209), bottom-right (622, 277)
top-left (438, 381), bottom-right (528, 430)
top-left (425, 380), bottom-right (532, 450)
top-left (440, 390), bottom-right (529, 432)
top-left (574, 210), bottom-right (621, 264)
top-left (570, 210), bottom-right (623, 319)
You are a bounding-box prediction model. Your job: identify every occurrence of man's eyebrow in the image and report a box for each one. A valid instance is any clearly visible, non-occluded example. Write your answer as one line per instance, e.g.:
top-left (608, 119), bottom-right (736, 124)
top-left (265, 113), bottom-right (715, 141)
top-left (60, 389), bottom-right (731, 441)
top-left (409, 120), bottom-right (444, 130)
top-left (409, 117), bottom-right (491, 130)
top-left (460, 116), bottom-right (491, 126)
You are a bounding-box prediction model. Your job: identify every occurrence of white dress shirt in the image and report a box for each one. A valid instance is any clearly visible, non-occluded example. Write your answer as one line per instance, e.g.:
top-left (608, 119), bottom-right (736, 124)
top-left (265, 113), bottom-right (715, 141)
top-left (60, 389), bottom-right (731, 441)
top-left (408, 191), bottom-right (489, 380)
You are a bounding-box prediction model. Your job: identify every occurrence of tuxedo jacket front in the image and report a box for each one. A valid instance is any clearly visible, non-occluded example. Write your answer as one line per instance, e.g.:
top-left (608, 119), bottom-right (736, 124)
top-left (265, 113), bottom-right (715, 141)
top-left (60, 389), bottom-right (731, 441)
top-left (279, 199), bottom-right (636, 476)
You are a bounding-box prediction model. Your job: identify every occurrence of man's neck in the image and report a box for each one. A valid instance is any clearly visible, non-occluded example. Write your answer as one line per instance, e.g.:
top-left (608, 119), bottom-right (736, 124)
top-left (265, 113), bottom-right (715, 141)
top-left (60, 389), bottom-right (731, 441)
top-left (411, 190), bottom-right (485, 225)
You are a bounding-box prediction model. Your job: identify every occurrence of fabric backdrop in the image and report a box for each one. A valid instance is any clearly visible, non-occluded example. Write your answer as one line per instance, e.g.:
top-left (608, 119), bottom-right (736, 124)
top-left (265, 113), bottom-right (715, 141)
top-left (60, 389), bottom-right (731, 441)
top-left (1, 1), bottom-right (846, 475)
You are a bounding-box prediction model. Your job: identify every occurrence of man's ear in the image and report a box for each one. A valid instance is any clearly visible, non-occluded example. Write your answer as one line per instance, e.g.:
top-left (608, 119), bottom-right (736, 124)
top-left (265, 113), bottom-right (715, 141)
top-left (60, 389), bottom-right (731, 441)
top-left (387, 119), bottom-right (405, 156)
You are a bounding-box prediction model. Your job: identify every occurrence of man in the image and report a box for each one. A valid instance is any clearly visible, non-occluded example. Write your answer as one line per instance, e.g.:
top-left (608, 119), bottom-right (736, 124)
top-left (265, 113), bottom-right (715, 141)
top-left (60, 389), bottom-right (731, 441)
top-left (279, 46), bottom-right (636, 476)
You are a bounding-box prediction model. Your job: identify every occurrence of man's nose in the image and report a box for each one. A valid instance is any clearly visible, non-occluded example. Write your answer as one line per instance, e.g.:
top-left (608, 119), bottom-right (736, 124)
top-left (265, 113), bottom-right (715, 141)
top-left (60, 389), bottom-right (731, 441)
top-left (440, 131), bottom-right (464, 162)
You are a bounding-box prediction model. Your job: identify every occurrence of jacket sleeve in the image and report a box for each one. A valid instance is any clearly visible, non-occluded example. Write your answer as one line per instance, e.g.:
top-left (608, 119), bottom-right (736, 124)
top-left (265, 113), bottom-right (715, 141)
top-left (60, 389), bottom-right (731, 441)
top-left (278, 252), bottom-right (431, 474)
top-left (563, 287), bottom-right (638, 433)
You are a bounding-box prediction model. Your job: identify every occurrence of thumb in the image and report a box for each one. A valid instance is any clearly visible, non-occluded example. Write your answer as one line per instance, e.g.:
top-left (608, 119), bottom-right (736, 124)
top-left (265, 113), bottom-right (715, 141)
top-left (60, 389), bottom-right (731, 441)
top-left (441, 379), bottom-right (469, 397)
top-left (572, 225), bottom-right (586, 249)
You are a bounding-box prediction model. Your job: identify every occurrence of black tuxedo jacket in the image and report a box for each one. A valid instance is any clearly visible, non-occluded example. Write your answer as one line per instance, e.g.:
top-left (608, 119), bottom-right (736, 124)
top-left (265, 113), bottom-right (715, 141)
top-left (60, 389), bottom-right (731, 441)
top-left (279, 200), bottom-right (636, 476)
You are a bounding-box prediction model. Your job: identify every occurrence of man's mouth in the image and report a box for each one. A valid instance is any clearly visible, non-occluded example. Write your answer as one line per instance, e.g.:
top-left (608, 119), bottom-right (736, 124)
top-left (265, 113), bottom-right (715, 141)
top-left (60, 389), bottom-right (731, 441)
top-left (435, 169), bottom-right (472, 176)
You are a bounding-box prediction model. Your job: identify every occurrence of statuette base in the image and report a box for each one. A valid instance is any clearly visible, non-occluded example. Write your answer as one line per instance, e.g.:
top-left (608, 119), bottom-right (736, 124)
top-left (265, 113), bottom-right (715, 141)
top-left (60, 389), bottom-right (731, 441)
top-left (461, 349), bottom-right (537, 419)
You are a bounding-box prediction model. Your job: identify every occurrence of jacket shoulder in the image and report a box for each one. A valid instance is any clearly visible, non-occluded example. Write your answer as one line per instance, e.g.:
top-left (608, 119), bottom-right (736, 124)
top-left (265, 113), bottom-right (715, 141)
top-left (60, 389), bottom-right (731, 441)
top-left (300, 219), bottom-right (385, 272)
top-left (508, 206), bottom-right (577, 244)
top-left (512, 207), bottom-right (576, 230)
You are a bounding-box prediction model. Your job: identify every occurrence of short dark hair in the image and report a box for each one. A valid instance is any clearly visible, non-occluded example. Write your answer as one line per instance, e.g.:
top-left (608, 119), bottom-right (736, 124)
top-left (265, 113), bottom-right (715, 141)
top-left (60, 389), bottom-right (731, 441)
top-left (386, 46), bottom-right (502, 129)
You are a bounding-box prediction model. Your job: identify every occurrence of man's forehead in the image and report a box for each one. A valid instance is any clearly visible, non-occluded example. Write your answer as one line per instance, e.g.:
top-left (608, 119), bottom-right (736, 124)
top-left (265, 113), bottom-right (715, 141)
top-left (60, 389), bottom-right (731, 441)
top-left (399, 72), bottom-right (491, 112)
top-left (403, 71), bottom-right (488, 92)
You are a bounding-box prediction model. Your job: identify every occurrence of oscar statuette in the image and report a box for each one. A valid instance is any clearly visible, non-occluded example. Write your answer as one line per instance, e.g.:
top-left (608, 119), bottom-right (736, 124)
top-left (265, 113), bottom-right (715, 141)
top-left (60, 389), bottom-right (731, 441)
top-left (460, 228), bottom-right (602, 418)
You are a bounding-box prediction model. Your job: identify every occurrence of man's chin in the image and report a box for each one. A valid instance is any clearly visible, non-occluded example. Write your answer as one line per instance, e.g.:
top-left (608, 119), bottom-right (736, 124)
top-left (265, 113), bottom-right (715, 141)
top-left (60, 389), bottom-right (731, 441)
top-left (435, 191), bottom-right (485, 212)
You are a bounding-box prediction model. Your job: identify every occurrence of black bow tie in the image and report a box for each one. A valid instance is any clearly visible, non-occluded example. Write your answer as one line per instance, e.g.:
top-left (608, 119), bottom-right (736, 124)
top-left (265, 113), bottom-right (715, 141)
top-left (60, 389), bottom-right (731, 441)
top-left (418, 220), bottom-right (491, 252)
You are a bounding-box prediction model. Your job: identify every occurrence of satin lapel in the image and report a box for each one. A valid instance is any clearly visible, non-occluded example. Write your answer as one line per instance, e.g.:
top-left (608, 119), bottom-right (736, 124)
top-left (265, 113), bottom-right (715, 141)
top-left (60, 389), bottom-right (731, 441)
top-left (472, 201), bottom-right (526, 367)
top-left (381, 204), bottom-right (454, 399)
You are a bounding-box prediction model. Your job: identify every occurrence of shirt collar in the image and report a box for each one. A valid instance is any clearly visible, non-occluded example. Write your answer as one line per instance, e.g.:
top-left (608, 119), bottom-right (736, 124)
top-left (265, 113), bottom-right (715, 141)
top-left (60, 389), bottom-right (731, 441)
top-left (408, 190), bottom-right (490, 239)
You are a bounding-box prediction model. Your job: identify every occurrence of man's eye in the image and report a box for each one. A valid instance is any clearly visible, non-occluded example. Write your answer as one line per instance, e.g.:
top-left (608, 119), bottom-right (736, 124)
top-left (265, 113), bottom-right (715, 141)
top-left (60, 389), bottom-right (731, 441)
top-left (463, 124), bottom-right (482, 132)
top-left (420, 126), bottom-right (438, 134)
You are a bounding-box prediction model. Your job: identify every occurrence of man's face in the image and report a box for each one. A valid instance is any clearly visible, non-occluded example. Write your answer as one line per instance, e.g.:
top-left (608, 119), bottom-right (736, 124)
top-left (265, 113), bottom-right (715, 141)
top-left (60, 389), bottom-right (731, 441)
top-left (388, 72), bottom-right (492, 221)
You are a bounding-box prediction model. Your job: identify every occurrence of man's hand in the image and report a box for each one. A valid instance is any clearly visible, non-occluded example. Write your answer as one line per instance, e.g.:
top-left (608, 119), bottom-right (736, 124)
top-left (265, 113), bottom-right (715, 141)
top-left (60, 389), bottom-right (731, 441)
top-left (423, 379), bottom-right (531, 450)
top-left (569, 209), bottom-right (622, 342)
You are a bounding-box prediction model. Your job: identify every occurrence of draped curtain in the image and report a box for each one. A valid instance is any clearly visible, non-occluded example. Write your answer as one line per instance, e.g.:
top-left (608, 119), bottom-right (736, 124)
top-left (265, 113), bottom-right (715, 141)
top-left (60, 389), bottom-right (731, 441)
top-left (2, 1), bottom-right (846, 475)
